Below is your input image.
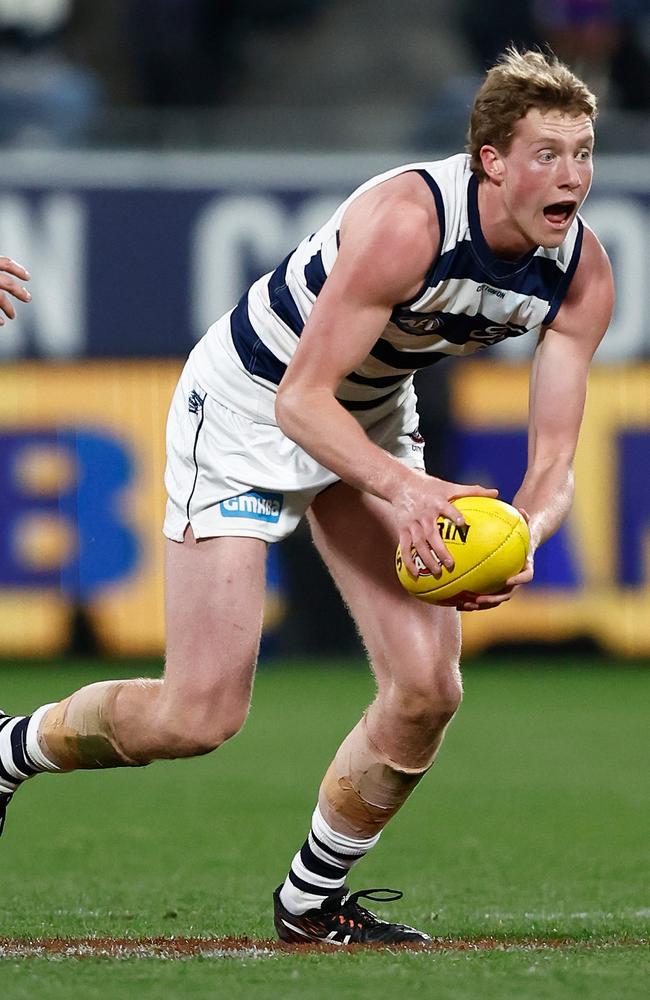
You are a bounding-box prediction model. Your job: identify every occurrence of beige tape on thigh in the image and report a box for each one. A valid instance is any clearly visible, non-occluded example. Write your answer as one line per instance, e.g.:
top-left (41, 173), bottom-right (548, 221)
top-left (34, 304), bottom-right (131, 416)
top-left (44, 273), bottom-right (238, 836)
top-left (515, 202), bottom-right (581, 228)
top-left (38, 679), bottom-right (157, 770)
top-left (319, 716), bottom-right (434, 838)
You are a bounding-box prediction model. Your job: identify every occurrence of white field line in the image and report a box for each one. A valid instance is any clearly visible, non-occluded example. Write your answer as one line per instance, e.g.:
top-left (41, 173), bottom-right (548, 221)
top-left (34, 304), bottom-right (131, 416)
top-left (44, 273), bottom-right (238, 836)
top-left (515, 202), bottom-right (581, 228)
top-left (0, 941), bottom-right (277, 960)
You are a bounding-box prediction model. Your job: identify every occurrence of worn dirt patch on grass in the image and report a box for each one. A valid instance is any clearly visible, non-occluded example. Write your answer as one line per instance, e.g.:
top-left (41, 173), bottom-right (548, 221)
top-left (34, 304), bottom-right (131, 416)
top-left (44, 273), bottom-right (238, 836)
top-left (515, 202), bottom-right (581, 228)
top-left (0, 935), bottom-right (645, 959)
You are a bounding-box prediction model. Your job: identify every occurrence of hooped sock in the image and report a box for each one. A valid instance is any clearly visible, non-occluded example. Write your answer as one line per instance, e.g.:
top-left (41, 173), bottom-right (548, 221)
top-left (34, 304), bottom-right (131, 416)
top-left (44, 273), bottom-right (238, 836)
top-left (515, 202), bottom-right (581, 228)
top-left (0, 704), bottom-right (60, 796)
top-left (279, 805), bottom-right (381, 915)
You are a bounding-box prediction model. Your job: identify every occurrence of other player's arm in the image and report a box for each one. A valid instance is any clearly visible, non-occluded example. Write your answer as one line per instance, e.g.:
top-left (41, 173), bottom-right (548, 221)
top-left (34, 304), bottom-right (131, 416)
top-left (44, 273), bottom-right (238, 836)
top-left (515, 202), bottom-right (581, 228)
top-left (0, 257), bottom-right (30, 323)
top-left (470, 225), bottom-right (614, 610)
top-left (275, 175), bottom-right (496, 577)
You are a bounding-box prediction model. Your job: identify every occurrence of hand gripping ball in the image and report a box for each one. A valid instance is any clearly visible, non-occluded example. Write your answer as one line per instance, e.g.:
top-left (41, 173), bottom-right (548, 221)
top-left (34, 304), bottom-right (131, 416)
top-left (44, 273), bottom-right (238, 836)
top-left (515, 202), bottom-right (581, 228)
top-left (395, 497), bottom-right (530, 604)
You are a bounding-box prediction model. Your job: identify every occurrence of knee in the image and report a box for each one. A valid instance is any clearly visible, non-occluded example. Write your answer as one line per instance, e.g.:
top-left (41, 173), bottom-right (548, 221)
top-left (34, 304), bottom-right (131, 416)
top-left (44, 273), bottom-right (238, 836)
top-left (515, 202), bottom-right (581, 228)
top-left (391, 664), bottom-right (463, 730)
top-left (430, 666), bottom-right (463, 722)
top-left (183, 705), bottom-right (249, 756)
top-left (157, 690), bottom-right (251, 758)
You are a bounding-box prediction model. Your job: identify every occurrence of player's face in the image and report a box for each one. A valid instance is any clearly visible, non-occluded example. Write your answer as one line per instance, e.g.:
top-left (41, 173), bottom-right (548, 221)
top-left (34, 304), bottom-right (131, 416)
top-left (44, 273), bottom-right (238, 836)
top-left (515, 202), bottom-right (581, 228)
top-left (496, 108), bottom-right (594, 249)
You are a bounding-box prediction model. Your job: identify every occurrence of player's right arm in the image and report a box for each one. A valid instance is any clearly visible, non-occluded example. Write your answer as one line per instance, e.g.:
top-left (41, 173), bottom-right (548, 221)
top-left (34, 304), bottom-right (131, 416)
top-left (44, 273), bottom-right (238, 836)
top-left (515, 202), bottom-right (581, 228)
top-left (275, 174), bottom-right (496, 577)
top-left (0, 257), bottom-right (30, 323)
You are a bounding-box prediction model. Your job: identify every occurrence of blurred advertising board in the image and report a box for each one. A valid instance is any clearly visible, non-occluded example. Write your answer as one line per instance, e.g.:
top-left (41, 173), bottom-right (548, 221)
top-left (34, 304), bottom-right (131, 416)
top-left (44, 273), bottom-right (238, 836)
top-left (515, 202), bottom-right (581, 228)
top-left (0, 361), bottom-right (647, 657)
top-left (0, 150), bottom-right (647, 363)
top-left (451, 363), bottom-right (650, 656)
top-left (0, 362), bottom-right (284, 656)
top-left (0, 150), bottom-right (648, 657)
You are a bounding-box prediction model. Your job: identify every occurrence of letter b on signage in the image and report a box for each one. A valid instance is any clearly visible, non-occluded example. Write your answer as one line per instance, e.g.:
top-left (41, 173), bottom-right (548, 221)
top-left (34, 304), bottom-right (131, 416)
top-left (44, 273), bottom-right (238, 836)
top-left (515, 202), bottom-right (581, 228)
top-left (0, 430), bottom-right (138, 595)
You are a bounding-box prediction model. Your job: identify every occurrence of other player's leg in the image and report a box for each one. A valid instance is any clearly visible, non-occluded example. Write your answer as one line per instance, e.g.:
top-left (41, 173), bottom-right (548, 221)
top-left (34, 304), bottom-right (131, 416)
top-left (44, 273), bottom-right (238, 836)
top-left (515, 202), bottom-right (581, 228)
top-left (274, 482), bottom-right (461, 944)
top-left (0, 530), bottom-right (267, 835)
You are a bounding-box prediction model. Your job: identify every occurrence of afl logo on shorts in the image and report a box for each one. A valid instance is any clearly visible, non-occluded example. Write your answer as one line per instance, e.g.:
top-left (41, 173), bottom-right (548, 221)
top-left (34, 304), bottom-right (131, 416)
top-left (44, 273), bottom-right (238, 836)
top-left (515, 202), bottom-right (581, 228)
top-left (409, 428), bottom-right (425, 454)
top-left (219, 490), bottom-right (283, 523)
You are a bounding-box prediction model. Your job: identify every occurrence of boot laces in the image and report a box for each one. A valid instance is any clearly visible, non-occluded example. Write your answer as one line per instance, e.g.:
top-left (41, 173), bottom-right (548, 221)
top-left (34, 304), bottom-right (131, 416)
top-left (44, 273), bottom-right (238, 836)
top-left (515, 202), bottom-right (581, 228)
top-left (338, 888), bottom-right (404, 930)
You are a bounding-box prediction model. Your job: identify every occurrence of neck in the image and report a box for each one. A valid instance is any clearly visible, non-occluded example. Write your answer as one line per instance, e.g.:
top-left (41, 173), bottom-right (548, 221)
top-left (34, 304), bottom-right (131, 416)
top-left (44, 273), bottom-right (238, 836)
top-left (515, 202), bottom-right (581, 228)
top-left (476, 179), bottom-right (537, 259)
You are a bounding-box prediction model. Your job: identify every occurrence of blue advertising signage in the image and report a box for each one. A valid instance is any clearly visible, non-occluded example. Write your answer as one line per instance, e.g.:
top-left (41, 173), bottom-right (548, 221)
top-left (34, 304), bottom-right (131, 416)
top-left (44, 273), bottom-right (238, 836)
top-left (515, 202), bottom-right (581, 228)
top-left (0, 150), bottom-right (647, 361)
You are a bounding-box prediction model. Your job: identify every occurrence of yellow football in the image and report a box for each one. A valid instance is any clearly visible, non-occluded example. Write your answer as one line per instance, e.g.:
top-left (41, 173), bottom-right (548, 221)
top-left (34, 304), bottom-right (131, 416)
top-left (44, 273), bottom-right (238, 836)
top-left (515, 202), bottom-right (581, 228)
top-left (395, 496), bottom-right (529, 604)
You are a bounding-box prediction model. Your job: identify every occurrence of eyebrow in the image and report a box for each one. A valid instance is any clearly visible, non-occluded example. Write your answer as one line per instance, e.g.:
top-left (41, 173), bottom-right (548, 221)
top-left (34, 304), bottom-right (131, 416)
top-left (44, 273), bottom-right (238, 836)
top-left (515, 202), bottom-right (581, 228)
top-left (529, 134), bottom-right (594, 147)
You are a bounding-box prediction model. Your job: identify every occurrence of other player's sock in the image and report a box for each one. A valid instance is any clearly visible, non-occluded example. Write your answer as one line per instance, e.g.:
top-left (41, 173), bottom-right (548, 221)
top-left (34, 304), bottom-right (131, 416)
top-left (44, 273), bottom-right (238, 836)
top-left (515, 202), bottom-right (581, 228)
top-left (279, 805), bottom-right (381, 915)
top-left (0, 704), bottom-right (61, 797)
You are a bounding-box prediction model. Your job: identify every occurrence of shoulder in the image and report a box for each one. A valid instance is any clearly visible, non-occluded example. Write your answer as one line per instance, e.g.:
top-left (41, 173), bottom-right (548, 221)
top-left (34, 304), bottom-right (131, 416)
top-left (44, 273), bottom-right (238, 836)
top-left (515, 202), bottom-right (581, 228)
top-left (342, 171), bottom-right (440, 249)
top-left (551, 222), bottom-right (614, 338)
top-left (335, 172), bottom-right (443, 304)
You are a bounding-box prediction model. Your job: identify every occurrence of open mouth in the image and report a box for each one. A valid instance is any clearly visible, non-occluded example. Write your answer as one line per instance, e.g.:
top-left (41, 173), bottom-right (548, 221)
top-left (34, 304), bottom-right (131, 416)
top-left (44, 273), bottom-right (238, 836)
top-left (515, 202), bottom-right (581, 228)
top-left (543, 202), bottom-right (576, 226)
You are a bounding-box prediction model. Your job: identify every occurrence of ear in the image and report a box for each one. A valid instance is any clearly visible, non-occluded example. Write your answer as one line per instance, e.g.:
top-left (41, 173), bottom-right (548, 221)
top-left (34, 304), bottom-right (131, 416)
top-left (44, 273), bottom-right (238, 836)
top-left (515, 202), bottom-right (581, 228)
top-left (480, 145), bottom-right (505, 183)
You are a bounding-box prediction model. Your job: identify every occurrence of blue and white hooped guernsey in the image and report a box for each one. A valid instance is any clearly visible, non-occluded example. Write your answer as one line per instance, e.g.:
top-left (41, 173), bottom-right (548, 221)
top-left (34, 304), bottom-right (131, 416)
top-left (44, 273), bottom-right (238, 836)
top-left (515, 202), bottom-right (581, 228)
top-left (190, 153), bottom-right (583, 427)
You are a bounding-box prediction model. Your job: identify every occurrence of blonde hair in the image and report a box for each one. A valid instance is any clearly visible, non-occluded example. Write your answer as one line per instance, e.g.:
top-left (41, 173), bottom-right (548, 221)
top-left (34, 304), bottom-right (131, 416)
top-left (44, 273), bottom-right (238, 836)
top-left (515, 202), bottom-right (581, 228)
top-left (467, 48), bottom-right (597, 178)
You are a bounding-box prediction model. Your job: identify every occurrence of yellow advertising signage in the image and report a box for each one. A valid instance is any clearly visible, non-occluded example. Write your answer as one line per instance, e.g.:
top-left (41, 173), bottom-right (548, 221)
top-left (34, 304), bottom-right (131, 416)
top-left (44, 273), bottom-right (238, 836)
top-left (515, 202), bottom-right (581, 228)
top-left (0, 362), bottom-right (286, 657)
top-left (0, 363), bottom-right (177, 655)
top-left (451, 363), bottom-right (650, 656)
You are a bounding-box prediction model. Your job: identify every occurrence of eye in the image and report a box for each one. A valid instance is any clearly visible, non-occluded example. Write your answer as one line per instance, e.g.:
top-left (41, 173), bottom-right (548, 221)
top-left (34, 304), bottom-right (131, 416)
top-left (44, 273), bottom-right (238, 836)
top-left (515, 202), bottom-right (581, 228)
top-left (576, 148), bottom-right (592, 162)
top-left (538, 150), bottom-right (555, 162)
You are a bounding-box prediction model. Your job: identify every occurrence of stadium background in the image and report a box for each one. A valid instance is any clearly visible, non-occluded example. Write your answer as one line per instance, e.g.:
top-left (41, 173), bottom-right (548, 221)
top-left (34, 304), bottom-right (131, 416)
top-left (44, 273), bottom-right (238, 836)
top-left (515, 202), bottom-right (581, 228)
top-left (0, 3), bottom-right (648, 997)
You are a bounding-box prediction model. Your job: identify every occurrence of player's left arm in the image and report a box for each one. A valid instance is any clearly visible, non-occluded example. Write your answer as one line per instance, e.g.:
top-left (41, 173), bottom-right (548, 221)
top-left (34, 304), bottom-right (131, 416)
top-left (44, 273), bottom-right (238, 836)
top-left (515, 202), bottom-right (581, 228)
top-left (468, 225), bottom-right (614, 611)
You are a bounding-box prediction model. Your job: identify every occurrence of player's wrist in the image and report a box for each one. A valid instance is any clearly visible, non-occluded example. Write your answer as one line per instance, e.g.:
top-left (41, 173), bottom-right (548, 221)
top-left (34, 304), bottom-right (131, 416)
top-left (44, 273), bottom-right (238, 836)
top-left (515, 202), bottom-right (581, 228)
top-left (379, 463), bottom-right (422, 506)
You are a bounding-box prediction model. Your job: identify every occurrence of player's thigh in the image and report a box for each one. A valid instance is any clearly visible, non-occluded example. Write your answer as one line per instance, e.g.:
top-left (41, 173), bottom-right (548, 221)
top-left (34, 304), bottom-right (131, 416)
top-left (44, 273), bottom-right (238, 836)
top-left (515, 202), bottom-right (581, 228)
top-left (164, 528), bottom-right (268, 712)
top-left (308, 482), bottom-right (461, 693)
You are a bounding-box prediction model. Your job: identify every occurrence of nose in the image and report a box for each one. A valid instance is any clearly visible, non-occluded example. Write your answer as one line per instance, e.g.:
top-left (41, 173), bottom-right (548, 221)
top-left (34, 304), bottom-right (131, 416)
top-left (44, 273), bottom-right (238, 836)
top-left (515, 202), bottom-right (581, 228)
top-left (559, 156), bottom-right (582, 191)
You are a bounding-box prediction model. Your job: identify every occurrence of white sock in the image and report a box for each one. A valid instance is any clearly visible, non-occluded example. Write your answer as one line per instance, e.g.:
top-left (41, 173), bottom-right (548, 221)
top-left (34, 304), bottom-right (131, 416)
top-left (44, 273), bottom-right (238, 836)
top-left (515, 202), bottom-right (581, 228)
top-left (26, 704), bottom-right (61, 771)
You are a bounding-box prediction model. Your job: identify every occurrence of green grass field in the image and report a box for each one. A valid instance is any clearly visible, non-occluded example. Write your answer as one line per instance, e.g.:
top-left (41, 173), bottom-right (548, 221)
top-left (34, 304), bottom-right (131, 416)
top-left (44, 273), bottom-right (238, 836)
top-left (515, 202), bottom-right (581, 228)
top-left (0, 657), bottom-right (648, 998)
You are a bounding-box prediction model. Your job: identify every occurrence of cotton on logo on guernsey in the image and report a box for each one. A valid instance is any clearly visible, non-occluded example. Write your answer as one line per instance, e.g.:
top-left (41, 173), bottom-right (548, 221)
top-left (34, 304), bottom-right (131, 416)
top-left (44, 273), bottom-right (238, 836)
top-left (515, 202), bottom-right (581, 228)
top-left (219, 490), bottom-right (283, 523)
top-left (476, 284), bottom-right (506, 299)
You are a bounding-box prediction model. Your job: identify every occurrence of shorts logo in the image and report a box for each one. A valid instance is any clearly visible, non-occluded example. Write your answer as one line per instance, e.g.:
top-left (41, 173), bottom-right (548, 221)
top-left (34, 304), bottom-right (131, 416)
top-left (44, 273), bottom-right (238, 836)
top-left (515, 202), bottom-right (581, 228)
top-left (219, 490), bottom-right (283, 523)
top-left (188, 389), bottom-right (205, 414)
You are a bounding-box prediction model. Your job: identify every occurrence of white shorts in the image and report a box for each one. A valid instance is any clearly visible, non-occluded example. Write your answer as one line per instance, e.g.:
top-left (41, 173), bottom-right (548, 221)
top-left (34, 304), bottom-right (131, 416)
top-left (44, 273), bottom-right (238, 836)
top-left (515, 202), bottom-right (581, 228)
top-left (163, 358), bottom-right (425, 543)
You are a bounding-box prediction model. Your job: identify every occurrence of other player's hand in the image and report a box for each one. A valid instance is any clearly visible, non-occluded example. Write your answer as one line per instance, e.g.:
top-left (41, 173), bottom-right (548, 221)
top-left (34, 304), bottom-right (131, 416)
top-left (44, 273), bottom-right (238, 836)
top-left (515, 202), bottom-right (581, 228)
top-left (392, 471), bottom-right (498, 578)
top-left (0, 257), bottom-right (31, 324)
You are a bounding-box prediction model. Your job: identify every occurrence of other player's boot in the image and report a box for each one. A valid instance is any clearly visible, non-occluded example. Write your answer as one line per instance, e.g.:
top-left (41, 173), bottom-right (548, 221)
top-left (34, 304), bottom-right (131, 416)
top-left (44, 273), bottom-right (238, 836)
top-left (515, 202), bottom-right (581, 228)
top-left (0, 707), bottom-right (53, 837)
top-left (273, 885), bottom-right (431, 946)
top-left (0, 791), bottom-right (13, 837)
top-left (0, 709), bottom-right (17, 837)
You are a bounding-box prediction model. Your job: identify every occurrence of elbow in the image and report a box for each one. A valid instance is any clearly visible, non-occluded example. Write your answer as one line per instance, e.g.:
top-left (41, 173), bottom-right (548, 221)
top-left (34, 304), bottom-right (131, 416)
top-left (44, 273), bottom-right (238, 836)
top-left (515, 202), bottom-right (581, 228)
top-left (276, 378), bottom-right (334, 440)
top-left (275, 381), bottom-right (300, 438)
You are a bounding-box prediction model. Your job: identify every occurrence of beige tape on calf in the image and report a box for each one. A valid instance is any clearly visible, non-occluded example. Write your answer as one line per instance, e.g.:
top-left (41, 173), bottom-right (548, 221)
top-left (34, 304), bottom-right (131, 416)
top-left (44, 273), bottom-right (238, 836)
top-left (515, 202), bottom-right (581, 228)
top-left (38, 679), bottom-right (157, 771)
top-left (319, 716), bottom-right (434, 838)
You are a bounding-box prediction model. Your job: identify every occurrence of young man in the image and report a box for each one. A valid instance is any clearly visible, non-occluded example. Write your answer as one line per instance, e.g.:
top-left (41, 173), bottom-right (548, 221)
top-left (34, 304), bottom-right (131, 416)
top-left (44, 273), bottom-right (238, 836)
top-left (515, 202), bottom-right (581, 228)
top-left (1, 49), bottom-right (613, 945)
